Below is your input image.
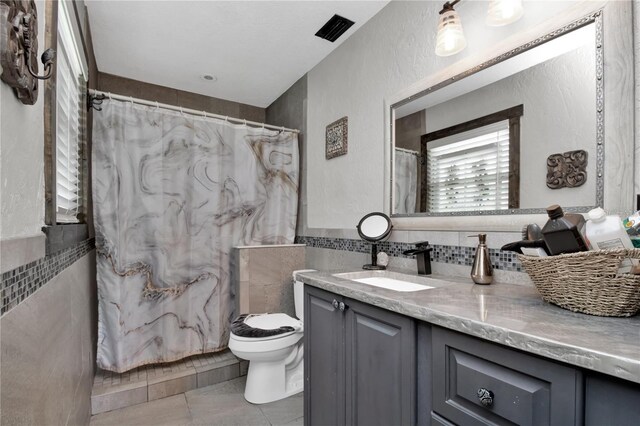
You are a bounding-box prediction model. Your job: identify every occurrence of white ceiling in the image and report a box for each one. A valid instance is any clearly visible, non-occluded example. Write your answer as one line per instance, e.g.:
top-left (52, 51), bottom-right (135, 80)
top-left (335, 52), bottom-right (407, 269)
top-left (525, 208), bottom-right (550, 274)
top-left (86, 1), bottom-right (389, 108)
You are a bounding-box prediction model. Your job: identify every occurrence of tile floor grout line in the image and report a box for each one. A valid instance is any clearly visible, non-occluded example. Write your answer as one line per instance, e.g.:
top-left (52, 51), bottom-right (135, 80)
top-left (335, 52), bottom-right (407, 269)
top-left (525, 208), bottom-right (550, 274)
top-left (180, 392), bottom-right (194, 424)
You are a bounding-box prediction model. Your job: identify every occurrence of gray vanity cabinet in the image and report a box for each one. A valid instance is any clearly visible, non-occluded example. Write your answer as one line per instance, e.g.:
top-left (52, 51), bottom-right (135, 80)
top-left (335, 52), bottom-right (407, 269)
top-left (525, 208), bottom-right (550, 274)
top-left (304, 286), bottom-right (416, 426)
top-left (431, 327), bottom-right (583, 426)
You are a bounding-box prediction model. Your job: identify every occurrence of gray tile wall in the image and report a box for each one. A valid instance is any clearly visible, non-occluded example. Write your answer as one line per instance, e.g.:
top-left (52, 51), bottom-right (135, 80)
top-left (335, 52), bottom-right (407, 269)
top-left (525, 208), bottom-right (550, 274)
top-left (295, 235), bottom-right (522, 272)
top-left (232, 245), bottom-right (306, 318)
top-left (0, 238), bottom-right (95, 315)
top-left (1, 249), bottom-right (97, 425)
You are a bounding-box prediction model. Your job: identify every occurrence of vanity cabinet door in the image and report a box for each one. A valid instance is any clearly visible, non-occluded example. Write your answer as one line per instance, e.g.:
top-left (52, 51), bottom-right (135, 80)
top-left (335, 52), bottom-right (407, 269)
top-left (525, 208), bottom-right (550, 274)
top-left (304, 285), bottom-right (417, 426)
top-left (344, 298), bottom-right (416, 426)
top-left (304, 286), bottom-right (346, 426)
top-left (432, 326), bottom-right (583, 426)
top-left (585, 373), bottom-right (640, 426)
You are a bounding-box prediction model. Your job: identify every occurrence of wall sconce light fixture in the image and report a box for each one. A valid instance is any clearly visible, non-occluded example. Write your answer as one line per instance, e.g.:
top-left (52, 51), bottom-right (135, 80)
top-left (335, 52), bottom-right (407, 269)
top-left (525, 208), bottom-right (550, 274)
top-left (486, 0), bottom-right (524, 26)
top-left (435, 0), bottom-right (466, 57)
top-left (435, 0), bottom-right (524, 57)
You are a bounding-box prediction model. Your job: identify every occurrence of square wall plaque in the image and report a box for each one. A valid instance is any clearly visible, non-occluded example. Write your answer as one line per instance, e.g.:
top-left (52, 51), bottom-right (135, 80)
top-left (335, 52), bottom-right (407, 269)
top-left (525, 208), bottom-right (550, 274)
top-left (326, 116), bottom-right (348, 159)
top-left (546, 149), bottom-right (588, 189)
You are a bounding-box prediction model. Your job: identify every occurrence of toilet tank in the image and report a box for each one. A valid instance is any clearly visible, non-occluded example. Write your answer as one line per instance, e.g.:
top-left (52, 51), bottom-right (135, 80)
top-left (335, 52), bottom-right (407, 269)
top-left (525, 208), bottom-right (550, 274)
top-left (293, 270), bottom-right (315, 321)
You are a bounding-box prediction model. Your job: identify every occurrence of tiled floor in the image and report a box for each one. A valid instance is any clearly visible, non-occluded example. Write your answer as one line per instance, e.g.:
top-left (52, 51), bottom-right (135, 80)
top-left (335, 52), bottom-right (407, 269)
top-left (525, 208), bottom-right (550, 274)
top-left (90, 376), bottom-right (303, 426)
top-left (92, 350), bottom-right (248, 415)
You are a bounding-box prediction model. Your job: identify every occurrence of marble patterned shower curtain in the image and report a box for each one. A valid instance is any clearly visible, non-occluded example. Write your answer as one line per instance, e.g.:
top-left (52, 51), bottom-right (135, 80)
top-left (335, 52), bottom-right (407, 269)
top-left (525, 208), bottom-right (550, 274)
top-left (92, 99), bottom-right (299, 373)
top-left (394, 148), bottom-right (418, 214)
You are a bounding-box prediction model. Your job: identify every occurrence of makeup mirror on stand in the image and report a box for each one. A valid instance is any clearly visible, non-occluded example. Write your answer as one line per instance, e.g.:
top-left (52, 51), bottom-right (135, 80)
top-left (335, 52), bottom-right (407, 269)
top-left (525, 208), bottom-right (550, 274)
top-left (356, 212), bottom-right (393, 270)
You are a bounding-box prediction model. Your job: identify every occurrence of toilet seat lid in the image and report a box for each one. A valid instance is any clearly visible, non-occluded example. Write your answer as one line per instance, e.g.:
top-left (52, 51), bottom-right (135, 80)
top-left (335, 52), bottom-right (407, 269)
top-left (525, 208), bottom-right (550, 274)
top-left (230, 313), bottom-right (303, 342)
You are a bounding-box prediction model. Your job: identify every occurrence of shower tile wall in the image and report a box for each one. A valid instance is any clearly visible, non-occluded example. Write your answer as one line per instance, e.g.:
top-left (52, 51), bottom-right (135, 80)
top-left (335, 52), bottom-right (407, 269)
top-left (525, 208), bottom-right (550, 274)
top-left (232, 245), bottom-right (306, 317)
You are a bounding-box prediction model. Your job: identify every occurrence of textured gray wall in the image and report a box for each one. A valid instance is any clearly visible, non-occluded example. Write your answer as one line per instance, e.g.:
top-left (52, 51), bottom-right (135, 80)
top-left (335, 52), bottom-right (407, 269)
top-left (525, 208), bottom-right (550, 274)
top-left (266, 75), bottom-right (308, 235)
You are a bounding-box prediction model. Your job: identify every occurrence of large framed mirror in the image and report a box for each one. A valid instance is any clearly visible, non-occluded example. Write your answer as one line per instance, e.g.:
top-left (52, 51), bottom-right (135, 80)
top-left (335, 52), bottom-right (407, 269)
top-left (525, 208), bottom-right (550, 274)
top-left (390, 11), bottom-right (604, 217)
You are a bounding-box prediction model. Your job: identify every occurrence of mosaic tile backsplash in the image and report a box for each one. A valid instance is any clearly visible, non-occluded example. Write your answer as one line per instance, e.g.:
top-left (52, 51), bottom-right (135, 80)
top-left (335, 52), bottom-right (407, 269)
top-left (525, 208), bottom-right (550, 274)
top-left (1, 238), bottom-right (95, 316)
top-left (295, 235), bottom-right (522, 272)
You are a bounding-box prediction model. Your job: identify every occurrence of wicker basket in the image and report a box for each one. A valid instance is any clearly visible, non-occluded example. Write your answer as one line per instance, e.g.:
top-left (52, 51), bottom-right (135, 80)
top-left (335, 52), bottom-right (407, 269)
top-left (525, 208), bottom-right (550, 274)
top-left (518, 248), bottom-right (640, 317)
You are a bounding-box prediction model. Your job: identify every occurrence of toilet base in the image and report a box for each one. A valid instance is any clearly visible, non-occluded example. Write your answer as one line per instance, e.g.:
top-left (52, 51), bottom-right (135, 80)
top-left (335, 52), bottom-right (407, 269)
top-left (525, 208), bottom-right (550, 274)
top-left (243, 342), bottom-right (304, 404)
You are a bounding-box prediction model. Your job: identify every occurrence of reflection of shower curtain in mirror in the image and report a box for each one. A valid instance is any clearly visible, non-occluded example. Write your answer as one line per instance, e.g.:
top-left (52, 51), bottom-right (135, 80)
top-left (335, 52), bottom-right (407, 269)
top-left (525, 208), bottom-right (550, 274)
top-left (395, 148), bottom-right (418, 214)
top-left (92, 99), bottom-right (299, 373)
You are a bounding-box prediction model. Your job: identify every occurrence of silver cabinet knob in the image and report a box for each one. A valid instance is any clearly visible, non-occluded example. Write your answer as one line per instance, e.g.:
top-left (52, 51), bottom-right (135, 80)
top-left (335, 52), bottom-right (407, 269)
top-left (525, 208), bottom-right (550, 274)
top-left (339, 302), bottom-right (347, 312)
top-left (332, 299), bottom-right (339, 309)
top-left (477, 388), bottom-right (494, 407)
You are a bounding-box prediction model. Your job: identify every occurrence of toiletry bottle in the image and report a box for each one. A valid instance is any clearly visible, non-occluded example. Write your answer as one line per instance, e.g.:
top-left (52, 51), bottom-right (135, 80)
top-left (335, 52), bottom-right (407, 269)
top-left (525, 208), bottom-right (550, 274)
top-left (541, 205), bottom-right (589, 255)
top-left (470, 234), bottom-right (493, 285)
top-left (622, 210), bottom-right (640, 236)
top-left (585, 207), bottom-right (637, 273)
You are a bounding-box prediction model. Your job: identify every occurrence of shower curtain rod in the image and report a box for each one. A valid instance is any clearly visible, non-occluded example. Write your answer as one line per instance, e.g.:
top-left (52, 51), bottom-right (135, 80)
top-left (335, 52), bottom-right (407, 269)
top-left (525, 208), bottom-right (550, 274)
top-left (394, 146), bottom-right (420, 155)
top-left (87, 89), bottom-right (300, 134)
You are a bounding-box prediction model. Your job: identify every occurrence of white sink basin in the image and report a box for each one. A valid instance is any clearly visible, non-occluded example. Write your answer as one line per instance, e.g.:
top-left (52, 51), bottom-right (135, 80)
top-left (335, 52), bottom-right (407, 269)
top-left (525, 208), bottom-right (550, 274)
top-left (351, 277), bottom-right (434, 292)
top-left (333, 271), bottom-right (453, 292)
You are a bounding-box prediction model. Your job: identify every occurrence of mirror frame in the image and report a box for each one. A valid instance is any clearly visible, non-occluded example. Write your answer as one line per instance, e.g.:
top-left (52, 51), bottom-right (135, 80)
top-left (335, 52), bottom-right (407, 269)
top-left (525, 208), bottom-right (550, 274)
top-left (390, 11), bottom-right (603, 218)
top-left (384, 0), bottom-right (634, 231)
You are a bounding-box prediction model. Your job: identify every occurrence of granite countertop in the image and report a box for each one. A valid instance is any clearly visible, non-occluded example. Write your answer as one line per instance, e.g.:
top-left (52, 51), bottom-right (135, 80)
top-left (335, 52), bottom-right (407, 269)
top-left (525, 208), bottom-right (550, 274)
top-left (297, 269), bottom-right (640, 384)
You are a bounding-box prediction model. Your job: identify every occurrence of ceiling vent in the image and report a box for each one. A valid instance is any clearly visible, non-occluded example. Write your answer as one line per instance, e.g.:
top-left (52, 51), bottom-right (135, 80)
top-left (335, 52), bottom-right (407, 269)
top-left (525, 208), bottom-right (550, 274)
top-left (315, 14), bottom-right (355, 42)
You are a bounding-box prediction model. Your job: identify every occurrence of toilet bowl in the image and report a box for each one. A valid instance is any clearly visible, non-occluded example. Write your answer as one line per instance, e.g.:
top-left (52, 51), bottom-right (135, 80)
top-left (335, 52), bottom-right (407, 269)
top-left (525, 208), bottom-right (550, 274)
top-left (228, 269), bottom-right (313, 404)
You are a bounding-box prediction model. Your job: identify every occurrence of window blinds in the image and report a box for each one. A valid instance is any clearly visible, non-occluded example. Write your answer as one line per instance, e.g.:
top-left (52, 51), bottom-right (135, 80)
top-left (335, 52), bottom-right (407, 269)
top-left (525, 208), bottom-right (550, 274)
top-left (427, 121), bottom-right (510, 213)
top-left (56, 2), bottom-right (86, 223)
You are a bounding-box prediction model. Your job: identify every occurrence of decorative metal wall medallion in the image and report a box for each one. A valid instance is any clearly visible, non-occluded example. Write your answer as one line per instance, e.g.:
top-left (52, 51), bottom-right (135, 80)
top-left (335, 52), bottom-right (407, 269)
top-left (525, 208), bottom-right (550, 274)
top-left (326, 116), bottom-right (348, 159)
top-left (546, 150), bottom-right (588, 189)
top-left (0, 0), bottom-right (55, 105)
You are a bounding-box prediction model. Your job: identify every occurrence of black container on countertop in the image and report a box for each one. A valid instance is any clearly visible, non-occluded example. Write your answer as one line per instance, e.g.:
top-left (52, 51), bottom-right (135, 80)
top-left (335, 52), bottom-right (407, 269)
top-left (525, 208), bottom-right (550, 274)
top-left (541, 204), bottom-right (589, 255)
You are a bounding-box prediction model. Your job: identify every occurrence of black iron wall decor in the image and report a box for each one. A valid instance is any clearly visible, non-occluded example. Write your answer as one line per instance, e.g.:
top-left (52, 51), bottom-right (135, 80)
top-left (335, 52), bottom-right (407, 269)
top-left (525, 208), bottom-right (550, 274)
top-left (0, 0), bottom-right (55, 105)
top-left (546, 149), bottom-right (588, 189)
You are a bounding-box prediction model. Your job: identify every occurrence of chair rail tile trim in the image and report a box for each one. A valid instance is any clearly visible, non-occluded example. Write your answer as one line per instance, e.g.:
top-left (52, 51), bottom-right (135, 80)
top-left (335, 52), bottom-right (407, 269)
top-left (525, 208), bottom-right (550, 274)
top-left (0, 238), bottom-right (95, 316)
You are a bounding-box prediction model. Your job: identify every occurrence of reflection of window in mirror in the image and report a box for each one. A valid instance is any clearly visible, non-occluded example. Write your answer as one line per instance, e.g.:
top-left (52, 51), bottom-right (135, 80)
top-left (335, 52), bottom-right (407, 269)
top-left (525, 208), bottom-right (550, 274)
top-left (420, 105), bottom-right (523, 213)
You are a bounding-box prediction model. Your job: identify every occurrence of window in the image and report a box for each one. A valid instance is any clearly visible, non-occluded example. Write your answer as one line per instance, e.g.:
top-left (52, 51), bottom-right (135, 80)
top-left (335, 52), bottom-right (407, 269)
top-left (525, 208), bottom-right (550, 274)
top-left (420, 105), bottom-right (522, 213)
top-left (55, 1), bottom-right (88, 223)
top-left (426, 121), bottom-right (510, 212)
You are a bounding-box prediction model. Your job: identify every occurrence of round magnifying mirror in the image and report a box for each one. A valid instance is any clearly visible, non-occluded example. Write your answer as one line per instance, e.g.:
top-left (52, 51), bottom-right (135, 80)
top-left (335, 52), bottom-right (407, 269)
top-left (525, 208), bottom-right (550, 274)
top-left (357, 212), bottom-right (392, 270)
top-left (357, 212), bottom-right (392, 242)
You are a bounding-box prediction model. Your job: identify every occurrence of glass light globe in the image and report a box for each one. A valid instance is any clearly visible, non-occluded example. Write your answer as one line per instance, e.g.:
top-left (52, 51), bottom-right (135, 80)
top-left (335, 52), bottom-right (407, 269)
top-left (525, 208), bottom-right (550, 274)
top-left (435, 9), bottom-right (467, 57)
top-left (486, 0), bottom-right (524, 27)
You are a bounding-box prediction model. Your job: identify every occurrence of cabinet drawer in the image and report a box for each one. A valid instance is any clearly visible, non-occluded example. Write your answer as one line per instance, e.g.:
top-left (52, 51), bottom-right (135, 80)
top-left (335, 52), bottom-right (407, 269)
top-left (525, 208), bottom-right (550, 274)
top-left (432, 327), bottom-right (582, 426)
top-left (431, 412), bottom-right (456, 426)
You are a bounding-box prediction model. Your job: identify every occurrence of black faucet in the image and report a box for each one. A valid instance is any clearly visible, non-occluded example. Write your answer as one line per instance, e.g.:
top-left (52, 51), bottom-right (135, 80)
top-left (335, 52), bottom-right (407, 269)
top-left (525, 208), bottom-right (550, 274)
top-left (403, 241), bottom-right (433, 275)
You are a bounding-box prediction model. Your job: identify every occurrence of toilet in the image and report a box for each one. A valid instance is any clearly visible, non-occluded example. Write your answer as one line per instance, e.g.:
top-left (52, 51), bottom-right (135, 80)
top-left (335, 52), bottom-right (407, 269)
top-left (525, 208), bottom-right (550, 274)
top-left (228, 270), bottom-right (313, 404)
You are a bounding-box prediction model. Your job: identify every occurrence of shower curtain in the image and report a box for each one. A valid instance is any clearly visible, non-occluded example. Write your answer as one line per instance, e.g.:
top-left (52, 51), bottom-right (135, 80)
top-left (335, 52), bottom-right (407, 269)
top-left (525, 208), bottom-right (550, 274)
top-left (394, 148), bottom-right (418, 214)
top-left (92, 99), bottom-right (299, 373)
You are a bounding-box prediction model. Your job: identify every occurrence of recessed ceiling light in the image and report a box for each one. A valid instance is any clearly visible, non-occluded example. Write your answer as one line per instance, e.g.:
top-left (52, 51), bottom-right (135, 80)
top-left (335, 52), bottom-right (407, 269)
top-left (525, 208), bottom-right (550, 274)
top-left (202, 74), bottom-right (217, 82)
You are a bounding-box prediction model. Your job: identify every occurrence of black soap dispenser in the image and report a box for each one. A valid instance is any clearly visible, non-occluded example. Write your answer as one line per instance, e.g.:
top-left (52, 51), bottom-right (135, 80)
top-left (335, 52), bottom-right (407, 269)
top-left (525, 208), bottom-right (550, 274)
top-left (470, 234), bottom-right (493, 285)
